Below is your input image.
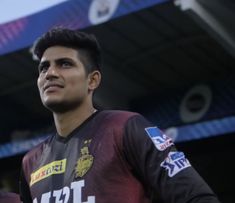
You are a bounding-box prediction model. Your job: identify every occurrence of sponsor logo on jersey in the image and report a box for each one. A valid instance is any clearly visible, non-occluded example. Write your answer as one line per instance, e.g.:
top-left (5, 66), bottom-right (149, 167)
top-left (33, 180), bottom-right (95, 203)
top-left (30, 159), bottom-right (66, 186)
top-left (160, 151), bottom-right (191, 177)
top-left (75, 140), bottom-right (94, 178)
top-left (145, 127), bottom-right (173, 151)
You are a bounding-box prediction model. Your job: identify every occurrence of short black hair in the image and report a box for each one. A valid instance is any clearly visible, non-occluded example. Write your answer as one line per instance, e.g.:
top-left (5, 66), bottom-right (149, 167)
top-left (31, 27), bottom-right (102, 74)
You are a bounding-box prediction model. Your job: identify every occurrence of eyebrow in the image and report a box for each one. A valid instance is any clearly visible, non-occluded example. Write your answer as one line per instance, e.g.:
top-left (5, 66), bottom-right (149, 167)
top-left (38, 61), bottom-right (49, 69)
top-left (55, 57), bottom-right (74, 63)
top-left (39, 57), bottom-right (74, 65)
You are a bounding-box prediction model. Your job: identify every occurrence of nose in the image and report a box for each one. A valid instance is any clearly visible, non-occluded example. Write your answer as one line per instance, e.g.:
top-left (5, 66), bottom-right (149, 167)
top-left (45, 65), bottom-right (59, 80)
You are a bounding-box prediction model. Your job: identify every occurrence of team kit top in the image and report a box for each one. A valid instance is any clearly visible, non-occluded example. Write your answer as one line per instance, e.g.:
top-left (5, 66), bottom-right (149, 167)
top-left (20, 110), bottom-right (219, 203)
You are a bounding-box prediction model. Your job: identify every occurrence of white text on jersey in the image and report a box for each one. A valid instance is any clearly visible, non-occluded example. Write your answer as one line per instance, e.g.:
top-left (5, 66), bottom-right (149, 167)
top-left (33, 180), bottom-right (95, 203)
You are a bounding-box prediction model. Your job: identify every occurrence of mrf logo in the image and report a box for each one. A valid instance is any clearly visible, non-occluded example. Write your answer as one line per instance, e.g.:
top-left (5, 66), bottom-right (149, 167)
top-left (30, 159), bottom-right (66, 186)
top-left (145, 127), bottom-right (173, 151)
top-left (161, 151), bottom-right (191, 177)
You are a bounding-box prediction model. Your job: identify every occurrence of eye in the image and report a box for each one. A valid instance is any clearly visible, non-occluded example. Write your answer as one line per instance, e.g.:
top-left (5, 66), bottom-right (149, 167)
top-left (60, 60), bottom-right (73, 68)
top-left (38, 62), bottom-right (49, 73)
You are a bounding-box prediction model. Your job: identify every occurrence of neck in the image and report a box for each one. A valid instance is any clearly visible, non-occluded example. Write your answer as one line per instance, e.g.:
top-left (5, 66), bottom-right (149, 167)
top-left (53, 103), bottom-right (96, 137)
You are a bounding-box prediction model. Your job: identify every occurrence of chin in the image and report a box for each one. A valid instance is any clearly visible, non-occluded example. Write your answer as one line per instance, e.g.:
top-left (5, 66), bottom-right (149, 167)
top-left (43, 100), bottom-right (81, 113)
top-left (43, 100), bottom-right (63, 112)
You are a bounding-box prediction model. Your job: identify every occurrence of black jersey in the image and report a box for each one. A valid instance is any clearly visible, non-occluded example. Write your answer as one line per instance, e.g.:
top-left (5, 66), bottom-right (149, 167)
top-left (20, 110), bottom-right (220, 203)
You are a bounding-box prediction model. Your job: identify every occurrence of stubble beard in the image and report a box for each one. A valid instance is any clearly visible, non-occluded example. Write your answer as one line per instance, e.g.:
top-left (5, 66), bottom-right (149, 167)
top-left (43, 98), bottom-right (83, 114)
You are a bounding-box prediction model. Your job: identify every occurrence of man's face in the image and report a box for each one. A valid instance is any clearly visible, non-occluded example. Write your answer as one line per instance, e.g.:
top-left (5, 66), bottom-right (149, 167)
top-left (37, 46), bottom-right (91, 112)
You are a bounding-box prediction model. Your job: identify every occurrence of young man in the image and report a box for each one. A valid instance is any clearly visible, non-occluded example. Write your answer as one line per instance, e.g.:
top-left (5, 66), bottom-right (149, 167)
top-left (19, 27), bottom-right (220, 203)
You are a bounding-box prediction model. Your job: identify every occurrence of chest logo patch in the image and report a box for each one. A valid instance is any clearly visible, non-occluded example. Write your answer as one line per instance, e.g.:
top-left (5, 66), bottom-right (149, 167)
top-left (75, 143), bottom-right (94, 178)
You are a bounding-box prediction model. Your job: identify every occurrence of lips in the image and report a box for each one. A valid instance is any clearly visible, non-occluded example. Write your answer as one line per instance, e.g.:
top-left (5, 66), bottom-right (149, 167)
top-left (43, 83), bottom-right (64, 91)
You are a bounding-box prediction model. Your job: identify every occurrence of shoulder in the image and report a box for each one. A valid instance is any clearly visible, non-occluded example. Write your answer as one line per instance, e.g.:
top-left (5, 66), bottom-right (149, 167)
top-left (98, 110), bottom-right (140, 122)
top-left (94, 109), bottom-right (141, 131)
top-left (22, 135), bottom-right (52, 166)
top-left (100, 110), bottom-right (152, 128)
top-left (96, 110), bottom-right (148, 136)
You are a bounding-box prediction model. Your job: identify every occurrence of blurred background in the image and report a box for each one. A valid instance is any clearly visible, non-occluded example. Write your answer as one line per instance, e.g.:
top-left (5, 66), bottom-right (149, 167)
top-left (0, 0), bottom-right (234, 202)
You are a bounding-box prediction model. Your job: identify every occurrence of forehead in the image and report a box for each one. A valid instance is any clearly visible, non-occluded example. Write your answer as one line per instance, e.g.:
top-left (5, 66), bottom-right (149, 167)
top-left (41, 46), bottom-right (79, 62)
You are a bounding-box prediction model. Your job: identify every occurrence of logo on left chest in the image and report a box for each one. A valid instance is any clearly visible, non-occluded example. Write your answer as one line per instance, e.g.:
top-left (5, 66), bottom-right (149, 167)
top-left (75, 140), bottom-right (94, 178)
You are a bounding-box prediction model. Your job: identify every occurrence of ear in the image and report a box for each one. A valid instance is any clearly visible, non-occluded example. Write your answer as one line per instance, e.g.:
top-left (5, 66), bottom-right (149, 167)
top-left (88, 70), bottom-right (101, 91)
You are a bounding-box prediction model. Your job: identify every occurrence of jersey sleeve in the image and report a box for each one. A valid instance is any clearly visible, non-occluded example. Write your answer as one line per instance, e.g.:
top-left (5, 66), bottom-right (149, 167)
top-left (122, 114), bottom-right (220, 203)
